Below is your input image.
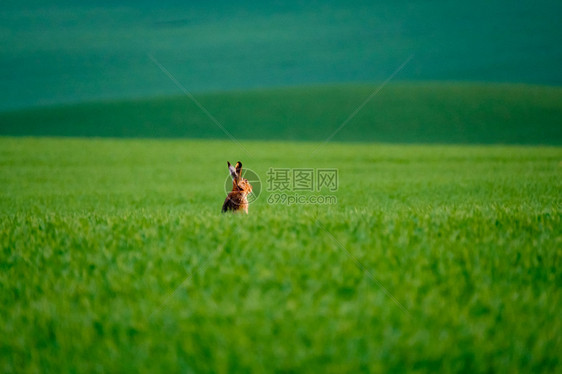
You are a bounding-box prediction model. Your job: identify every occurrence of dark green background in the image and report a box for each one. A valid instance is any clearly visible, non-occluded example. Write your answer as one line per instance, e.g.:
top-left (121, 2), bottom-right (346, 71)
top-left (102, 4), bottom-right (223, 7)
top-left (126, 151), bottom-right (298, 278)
top-left (2, 83), bottom-right (561, 144)
top-left (2, 0), bottom-right (561, 110)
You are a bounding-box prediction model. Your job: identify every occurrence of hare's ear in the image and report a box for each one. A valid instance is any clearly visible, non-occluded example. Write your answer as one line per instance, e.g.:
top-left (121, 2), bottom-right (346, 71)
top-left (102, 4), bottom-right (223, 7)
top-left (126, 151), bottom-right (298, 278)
top-left (235, 161), bottom-right (242, 178)
top-left (227, 161), bottom-right (238, 181)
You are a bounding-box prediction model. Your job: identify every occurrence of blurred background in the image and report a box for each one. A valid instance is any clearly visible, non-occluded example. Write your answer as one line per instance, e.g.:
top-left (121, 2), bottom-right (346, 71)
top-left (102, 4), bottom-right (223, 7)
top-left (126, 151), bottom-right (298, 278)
top-left (1, 0), bottom-right (561, 142)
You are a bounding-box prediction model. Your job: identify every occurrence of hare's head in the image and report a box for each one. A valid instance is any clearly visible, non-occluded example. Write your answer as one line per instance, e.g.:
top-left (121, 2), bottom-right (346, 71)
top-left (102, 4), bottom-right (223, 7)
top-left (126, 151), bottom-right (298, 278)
top-left (228, 161), bottom-right (253, 195)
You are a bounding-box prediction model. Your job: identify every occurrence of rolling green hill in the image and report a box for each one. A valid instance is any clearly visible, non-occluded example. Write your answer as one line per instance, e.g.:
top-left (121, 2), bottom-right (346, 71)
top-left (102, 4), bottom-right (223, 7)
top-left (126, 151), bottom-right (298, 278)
top-left (1, 83), bottom-right (561, 144)
top-left (1, 0), bottom-right (561, 109)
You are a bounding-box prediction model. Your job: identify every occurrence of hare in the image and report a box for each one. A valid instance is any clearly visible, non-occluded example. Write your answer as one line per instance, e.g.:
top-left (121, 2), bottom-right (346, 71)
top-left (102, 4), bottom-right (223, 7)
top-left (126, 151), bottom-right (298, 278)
top-left (222, 161), bottom-right (253, 214)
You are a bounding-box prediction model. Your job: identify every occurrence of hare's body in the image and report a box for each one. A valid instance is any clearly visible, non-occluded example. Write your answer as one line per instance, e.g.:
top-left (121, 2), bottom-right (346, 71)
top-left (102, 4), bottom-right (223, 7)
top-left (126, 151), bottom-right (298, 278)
top-left (222, 161), bottom-right (252, 214)
top-left (222, 191), bottom-right (249, 213)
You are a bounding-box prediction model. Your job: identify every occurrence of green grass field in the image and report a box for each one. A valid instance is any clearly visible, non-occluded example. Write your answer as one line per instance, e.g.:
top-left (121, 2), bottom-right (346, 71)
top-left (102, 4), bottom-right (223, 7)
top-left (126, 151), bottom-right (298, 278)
top-left (3, 0), bottom-right (562, 372)
top-left (1, 83), bottom-right (561, 144)
top-left (1, 137), bottom-right (560, 372)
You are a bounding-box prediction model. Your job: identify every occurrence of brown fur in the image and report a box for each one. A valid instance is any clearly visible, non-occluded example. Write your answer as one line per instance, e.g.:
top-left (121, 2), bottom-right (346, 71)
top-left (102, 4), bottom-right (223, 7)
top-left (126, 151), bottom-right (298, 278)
top-left (222, 161), bottom-right (252, 214)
